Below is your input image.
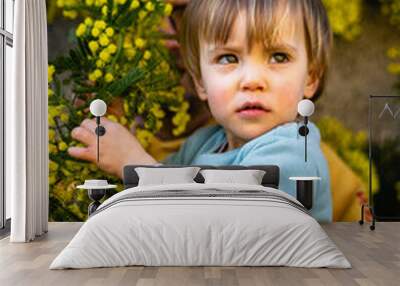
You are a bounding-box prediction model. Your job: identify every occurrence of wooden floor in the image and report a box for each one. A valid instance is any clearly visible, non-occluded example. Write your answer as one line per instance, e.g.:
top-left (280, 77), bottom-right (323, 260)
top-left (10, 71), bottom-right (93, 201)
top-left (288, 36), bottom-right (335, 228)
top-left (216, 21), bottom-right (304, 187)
top-left (0, 222), bottom-right (399, 286)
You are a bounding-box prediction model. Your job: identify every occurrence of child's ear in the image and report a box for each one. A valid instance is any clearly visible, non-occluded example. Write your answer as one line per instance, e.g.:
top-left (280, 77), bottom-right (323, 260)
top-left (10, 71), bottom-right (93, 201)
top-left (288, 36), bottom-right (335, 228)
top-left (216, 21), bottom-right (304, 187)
top-left (303, 70), bottom-right (320, 99)
top-left (191, 76), bottom-right (208, 101)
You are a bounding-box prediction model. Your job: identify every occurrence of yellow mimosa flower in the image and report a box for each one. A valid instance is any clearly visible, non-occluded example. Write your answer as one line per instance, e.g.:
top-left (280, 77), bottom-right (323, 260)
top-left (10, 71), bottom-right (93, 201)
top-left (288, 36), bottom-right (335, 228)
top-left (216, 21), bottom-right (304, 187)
top-left (130, 0), bottom-right (140, 10)
top-left (60, 112), bottom-right (69, 123)
top-left (63, 10), bottom-right (78, 19)
top-left (88, 72), bottom-right (97, 81)
top-left (75, 23), bottom-right (86, 37)
top-left (120, 116), bottom-right (128, 125)
top-left (138, 10), bottom-right (147, 20)
top-left (105, 27), bottom-right (114, 37)
top-left (145, 2), bottom-right (154, 11)
top-left (48, 65), bottom-right (55, 82)
top-left (56, 0), bottom-right (64, 8)
top-left (107, 43), bottom-right (117, 54)
top-left (94, 20), bottom-right (106, 30)
top-left (388, 63), bottom-right (400, 74)
top-left (94, 0), bottom-right (107, 7)
top-left (88, 41), bottom-right (99, 53)
top-left (96, 59), bottom-right (105, 68)
top-left (164, 3), bottom-right (173, 16)
top-left (138, 102), bottom-right (145, 114)
top-left (48, 129), bottom-right (56, 141)
top-left (135, 128), bottom-right (153, 149)
top-left (143, 50), bottom-right (151, 60)
top-left (48, 106), bottom-right (59, 117)
top-left (49, 143), bottom-right (58, 154)
top-left (49, 160), bottom-right (59, 171)
top-left (105, 73), bottom-right (114, 83)
top-left (387, 47), bottom-right (400, 59)
top-left (135, 37), bottom-right (146, 48)
top-left (99, 34), bottom-right (110, 46)
top-left (94, 69), bottom-right (103, 78)
top-left (58, 141), bottom-right (68, 151)
top-left (107, 114), bottom-right (118, 122)
top-left (101, 5), bottom-right (108, 16)
top-left (99, 50), bottom-right (111, 62)
top-left (48, 114), bottom-right (56, 127)
top-left (155, 120), bottom-right (163, 131)
top-left (123, 101), bottom-right (130, 113)
top-left (84, 17), bottom-right (93, 26)
top-left (124, 48), bottom-right (136, 59)
top-left (91, 27), bottom-right (100, 37)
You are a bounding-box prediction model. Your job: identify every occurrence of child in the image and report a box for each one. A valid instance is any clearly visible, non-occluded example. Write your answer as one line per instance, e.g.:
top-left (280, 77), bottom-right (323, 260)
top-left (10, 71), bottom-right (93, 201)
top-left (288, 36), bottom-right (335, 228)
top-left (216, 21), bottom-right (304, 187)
top-left (162, 0), bottom-right (333, 222)
top-left (69, 0), bottom-right (333, 222)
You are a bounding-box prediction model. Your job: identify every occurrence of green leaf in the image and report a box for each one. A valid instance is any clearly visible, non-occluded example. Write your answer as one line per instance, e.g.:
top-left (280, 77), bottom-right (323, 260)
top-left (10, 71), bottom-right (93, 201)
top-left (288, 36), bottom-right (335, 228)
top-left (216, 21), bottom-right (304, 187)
top-left (77, 38), bottom-right (91, 60)
top-left (115, 8), bottom-right (138, 27)
top-left (105, 51), bottom-right (144, 96)
top-left (107, 0), bottom-right (114, 22)
top-left (106, 67), bottom-right (145, 97)
top-left (73, 84), bottom-right (99, 94)
top-left (110, 33), bottom-right (124, 67)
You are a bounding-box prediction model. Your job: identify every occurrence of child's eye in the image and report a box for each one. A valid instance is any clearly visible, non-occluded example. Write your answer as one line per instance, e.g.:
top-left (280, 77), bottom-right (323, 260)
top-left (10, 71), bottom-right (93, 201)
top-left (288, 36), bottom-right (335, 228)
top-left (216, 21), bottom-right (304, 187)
top-left (217, 54), bottom-right (238, 65)
top-left (270, 52), bottom-right (290, 64)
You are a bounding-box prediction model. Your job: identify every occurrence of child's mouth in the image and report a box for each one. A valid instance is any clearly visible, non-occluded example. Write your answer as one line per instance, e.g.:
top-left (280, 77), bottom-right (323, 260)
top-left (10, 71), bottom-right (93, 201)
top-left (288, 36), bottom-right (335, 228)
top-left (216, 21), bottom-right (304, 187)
top-left (237, 106), bottom-right (269, 119)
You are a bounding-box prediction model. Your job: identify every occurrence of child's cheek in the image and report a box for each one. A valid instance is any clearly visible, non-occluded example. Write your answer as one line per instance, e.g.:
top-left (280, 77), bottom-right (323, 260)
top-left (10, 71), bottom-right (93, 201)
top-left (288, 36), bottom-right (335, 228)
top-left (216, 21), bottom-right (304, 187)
top-left (273, 83), bottom-right (303, 119)
top-left (205, 74), bottom-right (235, 104)
top-left (207, 87), bottom-right (231, 117)
top-left (205, 81), bottom-right (236, 120)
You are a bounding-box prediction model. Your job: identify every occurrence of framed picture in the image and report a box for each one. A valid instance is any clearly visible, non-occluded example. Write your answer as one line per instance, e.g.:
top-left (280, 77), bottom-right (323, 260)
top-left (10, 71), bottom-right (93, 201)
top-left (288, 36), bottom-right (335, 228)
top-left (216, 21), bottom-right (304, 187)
top-left (368, 95), bottom-right (400, 221)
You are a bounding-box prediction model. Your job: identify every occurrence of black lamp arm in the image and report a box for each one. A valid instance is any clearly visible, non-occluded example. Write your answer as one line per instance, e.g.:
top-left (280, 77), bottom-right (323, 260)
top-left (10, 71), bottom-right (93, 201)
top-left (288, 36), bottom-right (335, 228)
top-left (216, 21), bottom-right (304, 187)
top-left (94, 116), bottom-right (106, 163)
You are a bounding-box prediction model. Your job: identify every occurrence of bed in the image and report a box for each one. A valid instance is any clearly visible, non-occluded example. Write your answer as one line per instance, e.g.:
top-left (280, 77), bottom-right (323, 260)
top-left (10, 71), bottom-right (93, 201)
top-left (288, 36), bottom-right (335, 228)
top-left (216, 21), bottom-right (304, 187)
top-left (49, 165), bottom-right (350, 269)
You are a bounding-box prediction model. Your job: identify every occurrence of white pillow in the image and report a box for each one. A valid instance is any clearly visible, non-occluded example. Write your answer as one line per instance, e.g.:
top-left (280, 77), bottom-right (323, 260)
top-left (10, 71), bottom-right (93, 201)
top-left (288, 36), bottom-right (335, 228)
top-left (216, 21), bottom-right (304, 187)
top-left (200, 169), bottom-right (266, 185)
top-left (135, 167), bottom-right (201, 186)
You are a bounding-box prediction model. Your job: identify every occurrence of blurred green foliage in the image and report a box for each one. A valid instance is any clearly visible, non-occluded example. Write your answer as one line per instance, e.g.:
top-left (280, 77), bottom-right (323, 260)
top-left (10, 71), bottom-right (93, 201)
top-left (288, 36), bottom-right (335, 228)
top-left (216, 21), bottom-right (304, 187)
top-left (322, 0), bottom-right (362, 41)
top-left (316, 116), bottom-right (379, 196)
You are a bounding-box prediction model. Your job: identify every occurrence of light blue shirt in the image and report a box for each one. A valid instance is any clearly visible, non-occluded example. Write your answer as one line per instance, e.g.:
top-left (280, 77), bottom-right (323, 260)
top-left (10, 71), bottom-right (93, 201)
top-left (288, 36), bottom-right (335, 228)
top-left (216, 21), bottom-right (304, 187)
top-left (162, 122), bottom-right (332, 222)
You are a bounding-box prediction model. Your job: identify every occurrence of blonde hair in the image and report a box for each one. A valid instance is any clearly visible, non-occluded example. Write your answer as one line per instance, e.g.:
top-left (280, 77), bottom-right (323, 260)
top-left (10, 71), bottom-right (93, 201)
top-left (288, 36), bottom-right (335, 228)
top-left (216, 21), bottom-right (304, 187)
top-left (179, 0), bottom-right (333, 100)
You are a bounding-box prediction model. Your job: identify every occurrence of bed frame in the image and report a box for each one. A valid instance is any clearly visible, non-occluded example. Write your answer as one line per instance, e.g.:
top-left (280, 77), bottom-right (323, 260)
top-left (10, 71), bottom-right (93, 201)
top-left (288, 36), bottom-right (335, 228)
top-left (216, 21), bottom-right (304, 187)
top-left (123, 165), bottom-right (280, 189)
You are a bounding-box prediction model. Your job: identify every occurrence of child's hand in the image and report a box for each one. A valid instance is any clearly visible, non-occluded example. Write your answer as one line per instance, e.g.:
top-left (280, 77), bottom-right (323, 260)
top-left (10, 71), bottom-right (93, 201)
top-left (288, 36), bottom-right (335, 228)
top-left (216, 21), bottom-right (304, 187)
top-left (68, 117), bottom-right (157, 179)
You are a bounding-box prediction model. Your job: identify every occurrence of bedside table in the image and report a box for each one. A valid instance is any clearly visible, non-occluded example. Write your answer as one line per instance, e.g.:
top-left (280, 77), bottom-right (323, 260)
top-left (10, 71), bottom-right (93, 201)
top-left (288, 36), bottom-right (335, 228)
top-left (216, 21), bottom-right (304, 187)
top-left (77, 180), bottom-right (116, 216)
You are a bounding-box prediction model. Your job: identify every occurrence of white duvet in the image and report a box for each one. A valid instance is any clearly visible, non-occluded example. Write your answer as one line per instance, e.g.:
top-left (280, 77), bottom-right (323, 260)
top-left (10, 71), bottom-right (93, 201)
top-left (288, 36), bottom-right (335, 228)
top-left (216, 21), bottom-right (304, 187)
top-left (50, 183), bottom-right (351, 269)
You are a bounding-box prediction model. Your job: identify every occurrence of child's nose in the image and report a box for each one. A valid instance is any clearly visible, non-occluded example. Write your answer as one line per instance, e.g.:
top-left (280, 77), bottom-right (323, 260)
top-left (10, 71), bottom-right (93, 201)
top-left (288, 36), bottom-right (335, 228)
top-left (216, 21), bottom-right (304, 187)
top-left (240, 80), bottom-right (267, 92)
top-left (239, 67), bottom-right (267, 92)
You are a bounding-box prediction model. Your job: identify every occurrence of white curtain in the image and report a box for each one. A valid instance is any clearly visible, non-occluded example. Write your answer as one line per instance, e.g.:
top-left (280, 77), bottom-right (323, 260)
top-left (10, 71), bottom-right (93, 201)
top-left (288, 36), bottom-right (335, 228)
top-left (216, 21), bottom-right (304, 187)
top-left (7, 0), bottom-right (49, 242)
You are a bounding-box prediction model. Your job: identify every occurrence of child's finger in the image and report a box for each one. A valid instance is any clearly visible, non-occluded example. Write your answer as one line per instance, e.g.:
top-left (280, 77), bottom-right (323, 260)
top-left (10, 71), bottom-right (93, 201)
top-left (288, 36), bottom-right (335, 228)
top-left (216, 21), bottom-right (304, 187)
top-left (71, 127), bottom-right (96, 146)
top-left (67, 146), bottom-right (95, 162)
top-left (81, 117), bottom-right (113, 129)
top-left (80, 118), bottom-right (97, 132)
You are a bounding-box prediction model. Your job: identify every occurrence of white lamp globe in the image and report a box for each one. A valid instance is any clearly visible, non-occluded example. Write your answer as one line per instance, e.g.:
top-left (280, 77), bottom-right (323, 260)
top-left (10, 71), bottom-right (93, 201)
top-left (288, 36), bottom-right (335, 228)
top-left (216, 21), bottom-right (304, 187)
top-left (90, 99), bottom-right (107, 117)
top-left (298, 99), bottom-right (315, 117)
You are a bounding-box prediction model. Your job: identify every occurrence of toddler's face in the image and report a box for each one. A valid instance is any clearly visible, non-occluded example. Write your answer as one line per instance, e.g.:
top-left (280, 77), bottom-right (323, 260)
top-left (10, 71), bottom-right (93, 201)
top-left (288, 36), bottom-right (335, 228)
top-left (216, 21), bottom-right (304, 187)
top-left (193, 12), bottom-right (319, 149)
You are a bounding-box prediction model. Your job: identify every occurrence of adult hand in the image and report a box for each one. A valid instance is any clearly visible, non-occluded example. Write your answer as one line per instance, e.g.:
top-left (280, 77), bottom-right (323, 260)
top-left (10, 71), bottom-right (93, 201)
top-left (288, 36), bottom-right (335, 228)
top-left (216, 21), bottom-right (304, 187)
top-left (68, 117), bottom-right (157, 179)
top-left (160, 0), bottom-right (189, 69)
